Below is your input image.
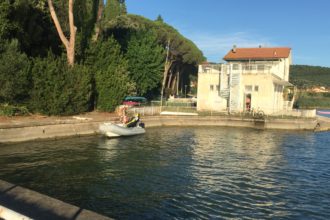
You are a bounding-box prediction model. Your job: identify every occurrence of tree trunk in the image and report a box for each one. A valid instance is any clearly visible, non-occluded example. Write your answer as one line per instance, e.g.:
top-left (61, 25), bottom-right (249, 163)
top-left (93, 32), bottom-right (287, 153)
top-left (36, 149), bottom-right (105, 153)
top-left (92, 1), bottom-right (104, 42)
top-left (167, 69), bottom-right (173, 89)
top-left (171, 74), bottom-right (177, 92)
top-left (160, 60), bottom-right (172, 103)
top-left (48, 0), bottom-right (76, 66)
top-left (176, 70), bottom-right (180, 95)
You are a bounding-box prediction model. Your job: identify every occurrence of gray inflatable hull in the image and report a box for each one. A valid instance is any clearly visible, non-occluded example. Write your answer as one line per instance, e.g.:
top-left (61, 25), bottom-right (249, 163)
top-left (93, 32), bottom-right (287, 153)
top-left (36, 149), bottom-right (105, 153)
top-left (99, 122), bottom-right (145, 138)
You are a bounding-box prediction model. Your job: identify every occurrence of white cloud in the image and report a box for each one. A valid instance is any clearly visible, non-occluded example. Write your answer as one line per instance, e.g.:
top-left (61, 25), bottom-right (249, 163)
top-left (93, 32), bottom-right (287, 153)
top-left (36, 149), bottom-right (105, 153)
top-left (187, 32), bottom-right (274, 62)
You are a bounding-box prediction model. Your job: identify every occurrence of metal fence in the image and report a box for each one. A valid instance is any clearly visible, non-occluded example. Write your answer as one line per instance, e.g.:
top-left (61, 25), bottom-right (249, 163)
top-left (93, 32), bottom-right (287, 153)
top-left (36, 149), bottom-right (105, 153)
top-left (127, 105), bottom-right (316, 119)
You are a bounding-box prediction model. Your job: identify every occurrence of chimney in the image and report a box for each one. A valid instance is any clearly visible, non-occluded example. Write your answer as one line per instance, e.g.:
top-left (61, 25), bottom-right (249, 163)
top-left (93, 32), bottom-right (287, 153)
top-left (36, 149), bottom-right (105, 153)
top-left (232, 45), bottom-right (237, 53)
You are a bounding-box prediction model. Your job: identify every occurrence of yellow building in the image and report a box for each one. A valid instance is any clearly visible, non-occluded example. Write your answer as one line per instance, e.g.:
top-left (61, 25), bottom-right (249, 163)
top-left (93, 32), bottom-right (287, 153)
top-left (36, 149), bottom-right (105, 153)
top-left (197, 47), bottom-right (293, 114)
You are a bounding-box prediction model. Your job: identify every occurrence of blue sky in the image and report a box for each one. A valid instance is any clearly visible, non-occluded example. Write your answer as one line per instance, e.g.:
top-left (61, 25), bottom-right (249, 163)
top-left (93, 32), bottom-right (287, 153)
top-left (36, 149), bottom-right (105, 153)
top-left (125, 0), bottom-right (330, 67)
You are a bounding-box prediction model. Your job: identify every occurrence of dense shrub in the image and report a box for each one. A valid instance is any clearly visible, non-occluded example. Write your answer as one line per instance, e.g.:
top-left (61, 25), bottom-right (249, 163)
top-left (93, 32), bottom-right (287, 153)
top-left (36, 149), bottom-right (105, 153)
top-left (85, 37), bottom-right (135, 111)
top-left (0, 40), bottom-right (31, 104)
top-left (30, 54), bottom-right (93, 115)
top-left (0, 103), bottom-right (29, 116)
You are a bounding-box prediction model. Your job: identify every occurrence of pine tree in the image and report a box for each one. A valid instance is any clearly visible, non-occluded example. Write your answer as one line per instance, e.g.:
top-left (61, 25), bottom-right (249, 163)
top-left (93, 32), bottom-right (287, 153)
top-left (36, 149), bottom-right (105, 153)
top-left (85, 37), bottom-right (135, 111)
top-left (156, 15), bottom-right (163, 23)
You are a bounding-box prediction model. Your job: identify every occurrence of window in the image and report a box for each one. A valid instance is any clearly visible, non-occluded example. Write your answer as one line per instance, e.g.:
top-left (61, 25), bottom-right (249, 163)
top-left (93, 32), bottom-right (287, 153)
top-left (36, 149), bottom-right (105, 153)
top-left (254, 85), bottom-right (259, 92)
top-left (245, 85), bottom-right (252, 92)
top-left (257, 65), bottom-right (265, 71)
top-left (232, 64), bottom-right (239, 70)
top-left (202, 67), bottom-right (210, 73)
top-left (216, 85), bottom-right (220, 91)
top-left (243, 65), bottom-right (250, 71)
top-left (274, 84), bottom-right (282, 92)
top-left (243, 65), bottom-right (257, 71)
top-left (210, 85), bottom-right (214, 91)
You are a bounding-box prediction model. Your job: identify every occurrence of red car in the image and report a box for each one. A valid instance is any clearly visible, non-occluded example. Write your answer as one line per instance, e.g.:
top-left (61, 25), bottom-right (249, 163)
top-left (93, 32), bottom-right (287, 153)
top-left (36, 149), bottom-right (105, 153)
top-left (122, 96), bottom-right (147, 106)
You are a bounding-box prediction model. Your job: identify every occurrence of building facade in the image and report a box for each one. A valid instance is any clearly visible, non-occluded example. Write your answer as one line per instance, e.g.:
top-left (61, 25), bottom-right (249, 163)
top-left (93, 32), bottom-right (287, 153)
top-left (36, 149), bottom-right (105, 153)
top-left (197, 47), bottom-right (293, 114)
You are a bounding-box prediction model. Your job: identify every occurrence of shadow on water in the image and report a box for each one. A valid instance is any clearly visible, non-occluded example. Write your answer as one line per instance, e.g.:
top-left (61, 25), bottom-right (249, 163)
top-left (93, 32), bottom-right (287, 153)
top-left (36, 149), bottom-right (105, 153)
top-left (0, 127), bottom-right (330, 219)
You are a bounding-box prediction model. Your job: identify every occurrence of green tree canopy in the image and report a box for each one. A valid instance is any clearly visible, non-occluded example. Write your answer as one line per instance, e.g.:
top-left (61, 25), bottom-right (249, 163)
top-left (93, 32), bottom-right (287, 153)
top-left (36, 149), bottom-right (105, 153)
top-left (104, 14), bottom-right (204, 65)
top-left (0, 0), bottom-right (61, 57)
top-left (103, 14), bottom-right (205, 97)
top-left (85, 37), bottom-right (134, 111)
top-left (126, 31), bottom-right (165, 96)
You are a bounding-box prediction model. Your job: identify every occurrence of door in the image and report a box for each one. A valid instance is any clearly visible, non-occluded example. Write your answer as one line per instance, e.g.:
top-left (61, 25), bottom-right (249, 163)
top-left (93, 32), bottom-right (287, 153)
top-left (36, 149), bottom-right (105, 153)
top-left (245, 94), bottom-right (251, 111)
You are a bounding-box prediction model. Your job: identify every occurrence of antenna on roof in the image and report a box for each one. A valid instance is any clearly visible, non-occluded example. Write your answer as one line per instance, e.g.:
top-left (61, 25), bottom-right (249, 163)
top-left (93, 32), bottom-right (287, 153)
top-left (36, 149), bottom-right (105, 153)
top-left (259, 45), bottom-right (262, 48)
top-left (232, 45), bottom-right (237, 53)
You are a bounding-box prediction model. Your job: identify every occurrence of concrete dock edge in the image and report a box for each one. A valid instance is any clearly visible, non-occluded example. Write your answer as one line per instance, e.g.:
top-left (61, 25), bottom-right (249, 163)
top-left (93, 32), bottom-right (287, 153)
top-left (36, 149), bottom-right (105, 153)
top-left (0, 180), bottom-right (112, 220)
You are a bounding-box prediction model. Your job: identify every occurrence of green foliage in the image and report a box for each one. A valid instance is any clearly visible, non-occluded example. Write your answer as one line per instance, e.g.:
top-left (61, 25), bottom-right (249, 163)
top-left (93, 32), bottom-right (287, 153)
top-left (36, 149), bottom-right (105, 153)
top-left (0, 103), bottom-right (29, 116)
top-left (103, 0), bottom-right (126, 23)
top-left (0, 1), bottom-right (205, 115)
top-left (30, 54), bottom-right (93, 115)
top-left (104, 14), bottom-right (204, 97)
top-left (0, 0), bottom-right (61, 57)
top-left (74, 0), bottom-right (100, 61)
top-left (0, 0), bottom-right (13, 40)
top-left (290, 65), bottom-right (330, 88)
top-left (294, 92), bottom-right (330, 109)
top-left (105, 14), bottom-right (205, 65)
top-left (156, 15), bottom-right (163, 23)
top-left (85, 37), bottom-right (134, 111)
top-left (0, 40), bottom-right (31, 104)
top-left (126, 31), bottom-right (165, 96)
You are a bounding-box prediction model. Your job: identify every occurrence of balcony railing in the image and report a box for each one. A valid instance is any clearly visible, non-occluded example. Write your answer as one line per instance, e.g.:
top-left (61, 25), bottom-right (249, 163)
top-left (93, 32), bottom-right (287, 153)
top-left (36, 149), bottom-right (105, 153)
top-left (232, 64), bottom-right (273, 75)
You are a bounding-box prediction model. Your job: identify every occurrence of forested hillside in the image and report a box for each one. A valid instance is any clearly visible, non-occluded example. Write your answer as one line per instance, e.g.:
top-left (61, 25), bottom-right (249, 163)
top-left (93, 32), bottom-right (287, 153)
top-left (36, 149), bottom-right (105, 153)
top-left (290, 65), bottom-right (330, 108)
top-left (290, 65), bottom-right (330, 88)
top-left (0, 0), bottom-right (204, 116)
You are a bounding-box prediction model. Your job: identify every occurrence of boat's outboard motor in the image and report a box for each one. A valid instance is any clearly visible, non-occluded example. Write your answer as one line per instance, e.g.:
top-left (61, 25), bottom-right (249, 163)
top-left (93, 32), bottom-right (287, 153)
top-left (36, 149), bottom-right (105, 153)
top-left (139, 122), bottom-right (145, 128)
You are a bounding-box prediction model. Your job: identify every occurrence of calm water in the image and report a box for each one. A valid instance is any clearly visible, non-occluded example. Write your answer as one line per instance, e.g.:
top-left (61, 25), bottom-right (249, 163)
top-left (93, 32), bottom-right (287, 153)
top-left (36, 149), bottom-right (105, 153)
top-left (317, 109), bottom-right (330, 118)
top-left (0, 127), bottom-right (330, 219)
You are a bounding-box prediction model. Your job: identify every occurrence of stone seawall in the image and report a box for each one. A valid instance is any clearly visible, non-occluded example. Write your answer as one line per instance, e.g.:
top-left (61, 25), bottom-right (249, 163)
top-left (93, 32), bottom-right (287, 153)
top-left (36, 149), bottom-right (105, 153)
top-left (0, 116), bottom-right (321, 144)
top-left (0, 121), bottom-right (101, 143)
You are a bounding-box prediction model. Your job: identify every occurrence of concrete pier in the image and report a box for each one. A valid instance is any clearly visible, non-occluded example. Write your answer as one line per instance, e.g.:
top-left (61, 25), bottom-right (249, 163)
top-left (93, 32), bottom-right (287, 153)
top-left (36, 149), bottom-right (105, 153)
top-left (0, 180), bottom-right (112, 220)
top-left (315, 116), bottom-right (330, 132)
top-left (0, 114), bottom-right (325, 143)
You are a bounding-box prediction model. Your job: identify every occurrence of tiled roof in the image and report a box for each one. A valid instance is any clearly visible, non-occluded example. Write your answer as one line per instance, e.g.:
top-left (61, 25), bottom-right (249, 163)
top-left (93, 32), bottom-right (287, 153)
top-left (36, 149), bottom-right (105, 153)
top-left (223, 47), bottom-right (291, 60)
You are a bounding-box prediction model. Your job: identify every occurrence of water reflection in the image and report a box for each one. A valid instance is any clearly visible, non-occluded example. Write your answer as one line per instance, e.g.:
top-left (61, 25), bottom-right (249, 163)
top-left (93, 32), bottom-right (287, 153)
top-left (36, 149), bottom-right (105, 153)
top-left (0, 127), bottom-right (329, 219)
